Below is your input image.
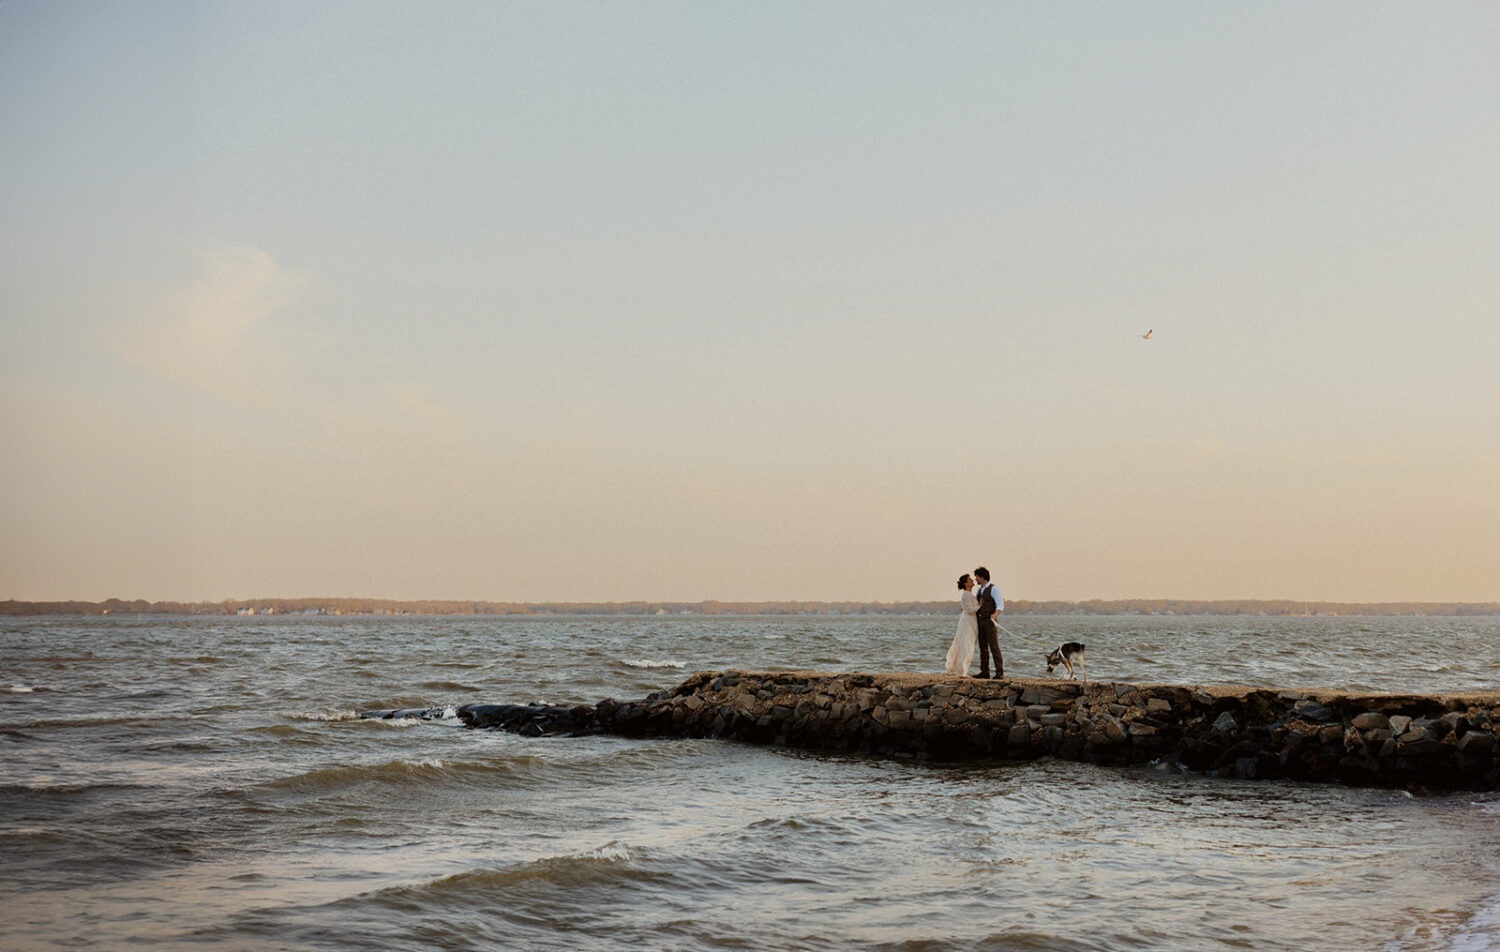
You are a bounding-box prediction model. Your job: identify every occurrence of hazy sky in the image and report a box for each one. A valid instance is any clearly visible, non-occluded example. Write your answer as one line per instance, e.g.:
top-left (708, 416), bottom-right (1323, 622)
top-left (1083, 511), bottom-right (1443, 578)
top-left (3, 2), bottom-right (1498, 604)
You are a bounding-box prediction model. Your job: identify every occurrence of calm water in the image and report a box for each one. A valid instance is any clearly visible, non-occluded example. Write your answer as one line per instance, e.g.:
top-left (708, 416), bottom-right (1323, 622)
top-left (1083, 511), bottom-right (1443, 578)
top-left (3, 614), bottom-right (1499, 951)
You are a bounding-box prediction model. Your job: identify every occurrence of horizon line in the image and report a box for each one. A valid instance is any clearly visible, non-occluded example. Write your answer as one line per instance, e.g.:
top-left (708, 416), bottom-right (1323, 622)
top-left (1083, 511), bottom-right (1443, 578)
top-left (5, 595), bottom-right (1500, 617)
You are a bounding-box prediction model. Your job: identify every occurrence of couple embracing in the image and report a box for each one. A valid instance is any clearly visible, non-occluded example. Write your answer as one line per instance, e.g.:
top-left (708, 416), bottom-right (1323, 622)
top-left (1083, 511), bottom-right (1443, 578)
top-left (945, 567), bottom-right (1004, 679)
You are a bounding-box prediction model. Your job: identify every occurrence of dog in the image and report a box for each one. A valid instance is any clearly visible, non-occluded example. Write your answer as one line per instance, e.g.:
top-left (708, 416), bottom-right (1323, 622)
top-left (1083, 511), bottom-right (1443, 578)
top-left (1045, 642), bottom-right (1087, 681)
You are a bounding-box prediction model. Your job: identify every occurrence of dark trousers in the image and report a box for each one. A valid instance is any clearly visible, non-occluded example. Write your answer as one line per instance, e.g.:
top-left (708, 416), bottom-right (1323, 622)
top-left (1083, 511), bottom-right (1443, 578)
top-left (976, 618), bottom-right (1003, 677)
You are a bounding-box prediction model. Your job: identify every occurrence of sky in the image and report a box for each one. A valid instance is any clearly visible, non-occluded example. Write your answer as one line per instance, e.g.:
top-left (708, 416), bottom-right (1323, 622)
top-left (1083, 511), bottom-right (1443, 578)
top-left (2, 2), bottom-right (1498, 604)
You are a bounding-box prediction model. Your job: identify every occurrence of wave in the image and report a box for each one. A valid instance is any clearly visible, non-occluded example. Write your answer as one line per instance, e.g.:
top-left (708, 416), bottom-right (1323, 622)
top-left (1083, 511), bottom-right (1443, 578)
top-left (10, 685), bottom-right (38, 693)
top-left (2, 714), bottom-right (164, 731)
top-left (292, 709), bottom-right (362, 722)
top-left (259, 755), bottom-right (551, 795)
top-left (1451, 891), bottom-right (1500, 952)
top-left (294, 701), bottom-right (456, 722)
top-left (619, 659), bottom-right (687, 669)
top-left (156, 655), bottom-right (228, 665)
top-left (245, 723), bottom-right (313, 738)
top-left (361, 842), bottom-right (664, 904)
top-left (1, 779), bottom-right (143, 796)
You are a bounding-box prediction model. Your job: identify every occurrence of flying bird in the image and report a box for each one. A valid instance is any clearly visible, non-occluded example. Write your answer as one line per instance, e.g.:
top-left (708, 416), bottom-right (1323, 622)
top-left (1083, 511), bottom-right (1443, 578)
top-left (1142, 329), bottom-right (1153, 340)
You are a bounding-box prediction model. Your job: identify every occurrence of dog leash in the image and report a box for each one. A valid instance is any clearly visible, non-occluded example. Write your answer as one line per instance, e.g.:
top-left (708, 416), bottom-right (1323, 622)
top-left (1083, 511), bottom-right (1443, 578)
top-left (994, 621), bottom-right (1052, 653)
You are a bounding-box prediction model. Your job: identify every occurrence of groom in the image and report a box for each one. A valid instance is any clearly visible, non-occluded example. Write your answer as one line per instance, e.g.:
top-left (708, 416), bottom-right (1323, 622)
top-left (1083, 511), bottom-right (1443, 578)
top-left (973, 566), bottom-right (1004, 679)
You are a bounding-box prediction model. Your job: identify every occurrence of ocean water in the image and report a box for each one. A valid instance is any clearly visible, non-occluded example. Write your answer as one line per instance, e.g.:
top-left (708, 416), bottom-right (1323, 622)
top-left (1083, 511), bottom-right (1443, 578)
top-left (3, 613), bottom-right (1499, 951)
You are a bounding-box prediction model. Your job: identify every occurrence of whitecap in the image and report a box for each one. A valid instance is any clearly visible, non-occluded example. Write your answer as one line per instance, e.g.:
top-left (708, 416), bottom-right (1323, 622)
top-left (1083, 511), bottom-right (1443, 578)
top-left (584, 840), bottom-right (633, 862)
top-left (1450, 889), bottom-right (1500, 952)
top-left (11, 685), bottom-right (35, 693)
top-left (621, 659), bottom-right (686, 669)
top-left (292, 710), bottom-right (360, 722)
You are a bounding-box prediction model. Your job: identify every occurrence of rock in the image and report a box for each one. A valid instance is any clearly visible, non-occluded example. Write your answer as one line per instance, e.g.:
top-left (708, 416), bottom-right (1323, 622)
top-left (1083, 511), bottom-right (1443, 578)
top-left (1351, 712), bottom-right (1389, 732)
top-left (444, 669), bottom-right (1500, 791)
top-left (1456, 732), bottom-right (1496, 756)
top-left (1293, 699), bottom-right (1335, 723)
top-left (1417, 718), bottom-right (1449, 740)
top-left (1396, 728), bottom-right (1445, 757)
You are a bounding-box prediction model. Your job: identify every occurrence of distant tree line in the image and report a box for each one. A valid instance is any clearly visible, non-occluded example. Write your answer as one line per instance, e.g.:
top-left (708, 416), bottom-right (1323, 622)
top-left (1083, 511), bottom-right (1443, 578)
top-left (4, 597), bottom-right (1499, 617)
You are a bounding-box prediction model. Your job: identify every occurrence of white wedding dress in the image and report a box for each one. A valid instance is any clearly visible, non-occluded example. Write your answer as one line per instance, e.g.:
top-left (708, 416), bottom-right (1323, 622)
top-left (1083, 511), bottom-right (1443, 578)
top-left (945, 590), bottom-right (979, 676)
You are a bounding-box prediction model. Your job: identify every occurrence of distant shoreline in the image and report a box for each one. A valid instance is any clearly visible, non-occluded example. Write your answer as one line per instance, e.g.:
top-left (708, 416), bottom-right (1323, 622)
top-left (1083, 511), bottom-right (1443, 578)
top-left (4, 598), bottom-right (1500, 617)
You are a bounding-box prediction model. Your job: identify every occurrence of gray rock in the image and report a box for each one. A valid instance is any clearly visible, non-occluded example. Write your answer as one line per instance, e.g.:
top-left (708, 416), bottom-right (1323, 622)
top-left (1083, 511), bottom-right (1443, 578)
top-left (1416, 717), bottom-right (1449, 740)
top-left (1440, 712), bottom-right (1468, 736)
top-left (1389, 715), bottom-right (1413, 736)
top-left (1293, 699), bottom-right (1335, 723)
top-left (1396, 728), bottom-right (1444, 757)
top-left (1457, 732), bottom-right (1496, 756)
top-left (1351, 712), bottom-right (1389, 732)
top-left (1213, 711), bottom-right (1238, 732)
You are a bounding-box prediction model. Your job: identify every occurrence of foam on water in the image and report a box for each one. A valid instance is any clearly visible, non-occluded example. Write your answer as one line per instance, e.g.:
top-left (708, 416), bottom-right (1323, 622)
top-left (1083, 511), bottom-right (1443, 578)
top-left (1451, 896), bottom-right (1500, 952)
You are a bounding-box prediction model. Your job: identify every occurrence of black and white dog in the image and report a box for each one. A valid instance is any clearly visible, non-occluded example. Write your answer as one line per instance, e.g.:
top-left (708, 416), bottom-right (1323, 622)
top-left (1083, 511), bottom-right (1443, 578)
top-left (1045, 642), bottom-right (1087, 681)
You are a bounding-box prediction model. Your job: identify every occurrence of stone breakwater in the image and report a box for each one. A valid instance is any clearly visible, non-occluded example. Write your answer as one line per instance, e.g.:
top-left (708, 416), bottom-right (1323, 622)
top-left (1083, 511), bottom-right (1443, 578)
top-left (365, 672), bottom-right (1500, 790)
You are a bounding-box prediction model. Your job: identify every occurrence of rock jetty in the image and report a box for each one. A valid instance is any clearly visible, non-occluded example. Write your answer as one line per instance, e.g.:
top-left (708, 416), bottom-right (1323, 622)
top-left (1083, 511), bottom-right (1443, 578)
top-left (364, 671), bottom-right (1500, 791)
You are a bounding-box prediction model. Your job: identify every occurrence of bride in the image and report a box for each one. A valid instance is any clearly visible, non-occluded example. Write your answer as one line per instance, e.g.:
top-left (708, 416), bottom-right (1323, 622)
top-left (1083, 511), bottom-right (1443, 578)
top-left (945, 574), bottom-right (978, 676)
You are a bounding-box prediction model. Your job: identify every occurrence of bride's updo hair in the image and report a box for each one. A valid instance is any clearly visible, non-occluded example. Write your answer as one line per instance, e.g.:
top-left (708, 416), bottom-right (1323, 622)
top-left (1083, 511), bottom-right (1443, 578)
top-left (956, 573), bottom-right (971, 590)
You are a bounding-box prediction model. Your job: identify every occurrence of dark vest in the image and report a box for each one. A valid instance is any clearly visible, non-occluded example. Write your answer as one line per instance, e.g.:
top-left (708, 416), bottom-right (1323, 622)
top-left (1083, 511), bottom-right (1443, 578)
top-left (976, 583), bottom-right (997, 623)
